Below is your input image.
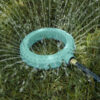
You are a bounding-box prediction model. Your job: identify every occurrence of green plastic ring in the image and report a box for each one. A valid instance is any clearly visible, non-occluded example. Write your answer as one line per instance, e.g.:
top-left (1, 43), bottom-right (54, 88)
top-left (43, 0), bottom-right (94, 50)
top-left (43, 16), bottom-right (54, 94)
top-left (20, 28), bottom-right (75, 69)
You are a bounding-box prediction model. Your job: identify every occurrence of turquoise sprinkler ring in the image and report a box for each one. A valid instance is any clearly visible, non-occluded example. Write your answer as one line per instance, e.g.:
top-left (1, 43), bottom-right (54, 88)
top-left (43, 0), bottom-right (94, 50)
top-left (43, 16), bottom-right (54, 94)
top-left (20, 28), bottom-right (76, 70)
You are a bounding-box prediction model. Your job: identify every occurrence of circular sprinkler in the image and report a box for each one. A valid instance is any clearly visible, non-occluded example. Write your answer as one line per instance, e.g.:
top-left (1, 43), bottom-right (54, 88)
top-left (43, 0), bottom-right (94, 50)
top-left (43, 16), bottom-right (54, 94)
top-left (20, 28), bottom-right (100, 82)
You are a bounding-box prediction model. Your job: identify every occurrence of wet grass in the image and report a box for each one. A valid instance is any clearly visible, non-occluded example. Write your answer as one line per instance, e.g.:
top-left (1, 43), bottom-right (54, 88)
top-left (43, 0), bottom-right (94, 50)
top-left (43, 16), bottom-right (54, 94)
top-left (31, 39), bottom-right (65, 55)
top-left (0, 30), bottom-right (100, 100)
top-left (0, 0), bottom-right (100, 100)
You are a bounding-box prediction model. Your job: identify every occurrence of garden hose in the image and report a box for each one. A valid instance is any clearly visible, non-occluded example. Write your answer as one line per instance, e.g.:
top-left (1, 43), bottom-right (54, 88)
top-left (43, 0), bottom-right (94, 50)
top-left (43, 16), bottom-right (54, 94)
top-left (70, 58), bottom-right (100, 82)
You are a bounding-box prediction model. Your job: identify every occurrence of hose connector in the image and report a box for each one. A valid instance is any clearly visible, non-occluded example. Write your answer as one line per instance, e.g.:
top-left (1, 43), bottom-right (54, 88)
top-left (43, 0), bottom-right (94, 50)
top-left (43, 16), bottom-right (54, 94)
top-left (70, 58), bottom-right (77, 65)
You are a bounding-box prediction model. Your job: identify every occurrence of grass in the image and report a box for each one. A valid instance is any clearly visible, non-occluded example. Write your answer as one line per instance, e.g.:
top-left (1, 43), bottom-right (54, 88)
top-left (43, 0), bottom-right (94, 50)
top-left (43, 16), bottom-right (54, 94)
top-left (0, 30), bottom-right (100, 100)
top-left (31, 39), bottom-right (65, 55)
top-left (0, 0), bottom-right (100, 100)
